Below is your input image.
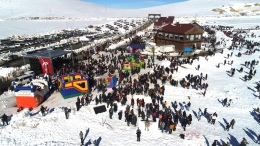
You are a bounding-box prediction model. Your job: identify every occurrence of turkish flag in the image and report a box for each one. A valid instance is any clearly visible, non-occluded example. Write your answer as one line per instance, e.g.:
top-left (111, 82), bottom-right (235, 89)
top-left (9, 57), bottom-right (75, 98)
top-left (38, 58), bottom-right (53, 75)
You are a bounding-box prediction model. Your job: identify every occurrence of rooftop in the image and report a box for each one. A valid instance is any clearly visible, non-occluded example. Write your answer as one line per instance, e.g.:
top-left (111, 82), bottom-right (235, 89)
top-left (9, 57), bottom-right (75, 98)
top-left (158, 23), bottom-right (196, 34)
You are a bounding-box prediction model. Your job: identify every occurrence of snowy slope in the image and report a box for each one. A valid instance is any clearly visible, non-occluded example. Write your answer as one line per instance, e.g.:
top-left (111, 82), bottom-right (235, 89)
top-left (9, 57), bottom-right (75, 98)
top-left (1, 0), bottom-right (260, 19)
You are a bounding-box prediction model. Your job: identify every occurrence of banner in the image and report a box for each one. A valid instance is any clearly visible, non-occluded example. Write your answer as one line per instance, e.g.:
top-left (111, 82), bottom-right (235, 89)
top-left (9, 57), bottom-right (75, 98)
top-left (38, 58), bottom-right (53, 75)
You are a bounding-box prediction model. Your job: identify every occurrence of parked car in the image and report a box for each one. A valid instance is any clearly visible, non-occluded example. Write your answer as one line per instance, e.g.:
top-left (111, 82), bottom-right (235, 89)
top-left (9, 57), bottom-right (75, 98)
top-left (13, 74), bottom-right (32, 85)
top-left (24, 71), bottom-right (34, 76)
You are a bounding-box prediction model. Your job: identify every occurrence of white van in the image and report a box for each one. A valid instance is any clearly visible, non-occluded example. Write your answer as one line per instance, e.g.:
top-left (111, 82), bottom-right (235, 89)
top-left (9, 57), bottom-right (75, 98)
top-left (14, 74), bottom-right (32, 85)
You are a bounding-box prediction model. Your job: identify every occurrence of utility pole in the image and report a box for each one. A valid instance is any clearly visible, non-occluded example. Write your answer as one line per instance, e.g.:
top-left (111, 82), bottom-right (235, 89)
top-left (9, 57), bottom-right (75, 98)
top-left (70, 44), bottom-right (74, 67)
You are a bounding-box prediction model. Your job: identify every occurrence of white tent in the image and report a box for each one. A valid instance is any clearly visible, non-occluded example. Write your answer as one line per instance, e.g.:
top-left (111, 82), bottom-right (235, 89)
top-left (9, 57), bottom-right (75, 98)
top-left (159, 45), bottom-right (175, 53)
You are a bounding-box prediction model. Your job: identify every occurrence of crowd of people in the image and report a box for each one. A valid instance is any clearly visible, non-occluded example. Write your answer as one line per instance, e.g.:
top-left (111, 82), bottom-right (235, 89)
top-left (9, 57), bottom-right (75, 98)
top-left (1, 25), bottom-right (260, 146)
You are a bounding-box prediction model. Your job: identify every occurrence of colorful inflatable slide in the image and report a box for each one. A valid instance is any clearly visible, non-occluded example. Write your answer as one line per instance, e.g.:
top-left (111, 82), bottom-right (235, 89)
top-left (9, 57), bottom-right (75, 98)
top-left (106, 74), bottom-right (117, 88)
top-left (58, 73), bottom-right (89, 99)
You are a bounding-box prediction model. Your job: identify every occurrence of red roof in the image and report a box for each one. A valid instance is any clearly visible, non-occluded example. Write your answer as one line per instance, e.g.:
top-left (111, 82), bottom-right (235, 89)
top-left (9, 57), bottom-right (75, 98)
top-left (154, 21), bottom-right (163, 26)
top-left (158, 24), bottom-right (195, 34)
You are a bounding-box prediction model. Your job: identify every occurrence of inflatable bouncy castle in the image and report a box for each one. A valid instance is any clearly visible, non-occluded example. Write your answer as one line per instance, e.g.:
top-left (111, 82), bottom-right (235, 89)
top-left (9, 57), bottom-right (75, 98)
top-left (14, 79), bottom-right (49, 108)
top-left (58, 73), bottom-right (89, 99)
top-left (106, 74), bottom-right (117, 88)
top-left (122, 56), bottom-right (144, 71)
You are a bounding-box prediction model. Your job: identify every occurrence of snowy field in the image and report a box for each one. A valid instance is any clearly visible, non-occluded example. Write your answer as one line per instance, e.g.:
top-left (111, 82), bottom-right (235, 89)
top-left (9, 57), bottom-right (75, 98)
top-left (0, 30), bottom-right (259, 145)
top-left (0, 0), bottom-right (260, 145)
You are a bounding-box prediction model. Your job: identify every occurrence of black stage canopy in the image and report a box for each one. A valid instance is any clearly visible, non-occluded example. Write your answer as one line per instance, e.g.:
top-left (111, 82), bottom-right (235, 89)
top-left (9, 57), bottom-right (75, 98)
top-left (24, 49), bottom-right (71, 59)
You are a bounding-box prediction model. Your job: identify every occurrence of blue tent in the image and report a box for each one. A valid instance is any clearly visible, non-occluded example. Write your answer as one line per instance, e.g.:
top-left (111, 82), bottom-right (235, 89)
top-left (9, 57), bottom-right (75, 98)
top-left (183, 47), bottom-right (193, 53)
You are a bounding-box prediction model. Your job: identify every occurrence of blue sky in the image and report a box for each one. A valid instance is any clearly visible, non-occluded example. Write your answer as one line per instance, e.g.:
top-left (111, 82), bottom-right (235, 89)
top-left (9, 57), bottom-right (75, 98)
top-left (82, 0), bottom-right (185, 9)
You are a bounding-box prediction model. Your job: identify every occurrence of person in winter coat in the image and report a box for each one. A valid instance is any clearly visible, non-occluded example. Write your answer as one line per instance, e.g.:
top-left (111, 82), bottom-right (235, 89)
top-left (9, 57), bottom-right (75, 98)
top-left (204, 108), bottom-right (207, 116)
top-left (198, 110), bottom-right (203, 121)
top-left (226, 142), bottom-right (230, 146)
top-left (145, 119), bottom-right (150, 131)
top-left (240, 137), bottom-right (249, 146)
top-left (131, 115), bottom-right (137, 126)
top-left (187, 114), bottom-right (192, 125)
top-left (118, 110), bottom-right (122, 120)
top-left (1, 113), bottom-right (8, 126)
top-left (136, 128), bottom-right (141, 142)
top-left (76, 101), bottom-right (80, 111)
top-left (230, 119), bottom-right (235, 129)
top-left (141, 111), bottom-right (146, 121)
top-left (160, 121), bottom-right (165, 133)
top-left (183, 111), bottom-right (186, 118)
top-left (127, 113), bottom-right (133, 126)
top-left (187, 101), bottom-right (191, 111)
top-left (64, 107), bottom-right (69, 119)
top-left (40, 106), bottom-right (46, 116)
top-left (182, 117), bottom-right (187, 131)
top-left (169, 122), bottom-right (175, 134)
top-left (109, 107), bottom-right (113, 119)
top-left (131, 98), bottom-right (135, 108)
top-left (81, 97), bottom-right (85, 106)
top-left (225, 123), bottom-right (230, 131)
top-left (124, 110), bottom-right (129, 122)
top-left (152, 112), bottom-right (157, 122)
top-left (212, 140), bottom-right (217, 146)
top-left (138, 106), bottom-right (141, 117)
top-left (208, 114), bottom-right (212, 123)
top-left (211, 113), bottom-right (217, 125)
top-left (223, 98), bottom-right (228, 107)
top-left (79, 131), bottom-right (84, 145)
top-left (227, 99), bottom-right (232, 107)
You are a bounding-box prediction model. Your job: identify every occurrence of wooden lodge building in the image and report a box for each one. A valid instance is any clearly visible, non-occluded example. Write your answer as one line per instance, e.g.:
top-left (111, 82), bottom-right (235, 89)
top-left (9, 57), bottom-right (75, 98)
top-left (155, 22), bottom-right (204, 52)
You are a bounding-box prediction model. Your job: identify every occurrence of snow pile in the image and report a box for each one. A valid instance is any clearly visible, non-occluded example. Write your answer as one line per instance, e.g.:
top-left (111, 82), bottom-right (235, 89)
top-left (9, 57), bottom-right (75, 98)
top-left (0, 67), bottom-right (16, 78)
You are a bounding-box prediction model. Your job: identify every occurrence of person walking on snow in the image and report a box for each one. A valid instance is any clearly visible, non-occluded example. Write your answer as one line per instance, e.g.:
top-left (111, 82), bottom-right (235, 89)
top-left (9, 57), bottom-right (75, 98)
top-left (118, 110), bottom-right (122, 120)
top-left (1, 113), bottom-right (8, 126)
top-left (109, 107), bottom-right (113, 119)
top-left (79, 131), bottom-right (84, 145)
top-left (230, 119), bottom-right (235, 129)
top-left (240, 137), bottom-right (249, 146)
top-left (145, 119), bottom-right (150, 131)
top-left (198, 110), bottom-right (202, 121)
top-left (204, 108), bottom-right (207, 116)
top-left (227, 99), bottom-right (232, 107)
top-left (223, 98), bottom-right (228, 107)
top-left (211, 112), bottom-right (217, 125)
top-left (136, 128), bottom-right (141, 142)
top-left (225, 123), bottom-right (230, 131)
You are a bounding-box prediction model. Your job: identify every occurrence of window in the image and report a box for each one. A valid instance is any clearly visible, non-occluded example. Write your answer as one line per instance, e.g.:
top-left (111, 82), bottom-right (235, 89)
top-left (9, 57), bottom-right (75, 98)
top-left (158, 32), bottom-right (163, 37)
top-left (190, 35), bottom-right (194, 41)
top-left (179, 35), bottom-right (184, 41)
top-left (195, 34), bottom-right (201, 40)
top-left (165, 33), bottom-right (169, 38)
top-left (174, 34), bottom-right (179, 40)
top-left (186, 35), bottom-right (189, 40)
top-left (169, 33), bottom-right (173, 39)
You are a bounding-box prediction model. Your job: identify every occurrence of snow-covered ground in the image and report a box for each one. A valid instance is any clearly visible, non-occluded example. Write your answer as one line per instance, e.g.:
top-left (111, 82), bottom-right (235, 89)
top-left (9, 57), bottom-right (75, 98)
top-left (0, 0), bottom-right (260, 145)
top-left (0, 30), bottom-right (259, 145)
